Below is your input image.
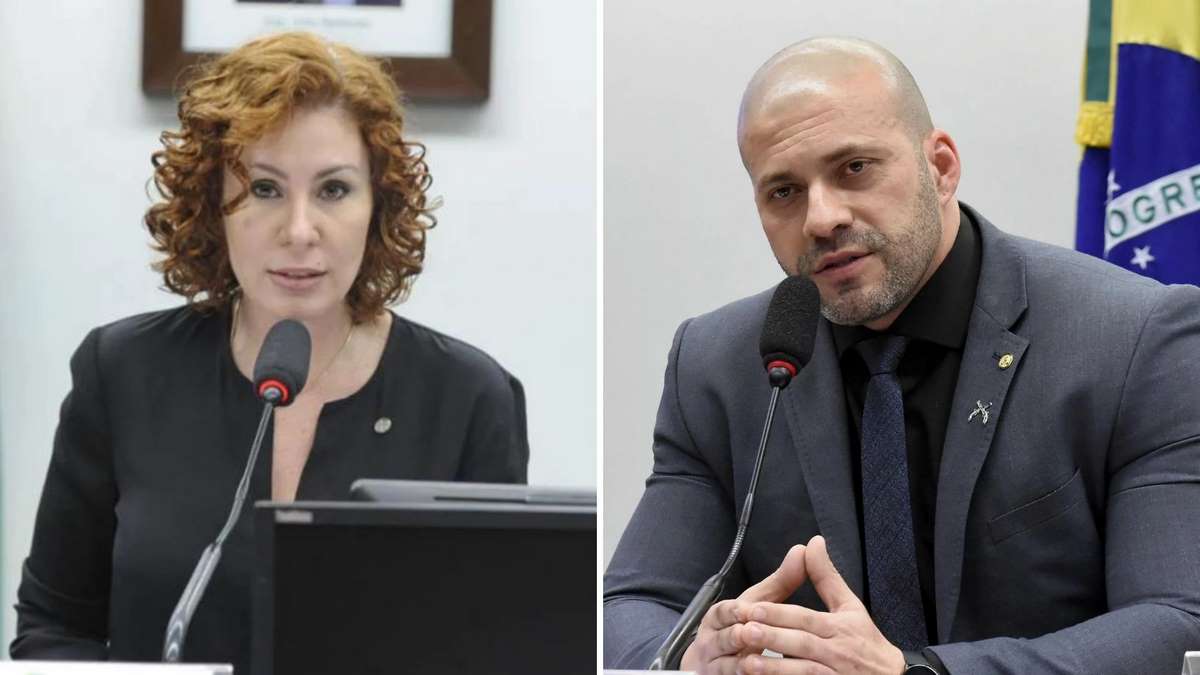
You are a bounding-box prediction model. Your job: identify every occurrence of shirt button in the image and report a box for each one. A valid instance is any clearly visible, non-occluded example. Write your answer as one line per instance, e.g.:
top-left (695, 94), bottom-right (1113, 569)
top-left (374, 417), bottom-right (392, 434)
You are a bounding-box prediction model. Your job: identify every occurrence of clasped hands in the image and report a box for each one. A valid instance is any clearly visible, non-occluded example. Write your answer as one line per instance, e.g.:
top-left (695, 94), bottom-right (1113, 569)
top-left (680, 536), bottom-right (906, 675)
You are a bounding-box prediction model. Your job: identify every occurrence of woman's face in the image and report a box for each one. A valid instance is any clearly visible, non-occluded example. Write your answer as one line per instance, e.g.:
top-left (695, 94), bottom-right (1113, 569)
top-left (223, 104), bottom-right (373, 323)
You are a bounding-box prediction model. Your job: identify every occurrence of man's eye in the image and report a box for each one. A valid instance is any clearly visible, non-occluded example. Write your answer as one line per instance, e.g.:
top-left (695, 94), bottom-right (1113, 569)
top-left (319, 181), bottom-right (350, 201)
top-left (250, 180), bottom-right (280, 199)
top-left (769, 186), bottom-right (794, 200)
top-left (846, 159), bottom-right (871, 175)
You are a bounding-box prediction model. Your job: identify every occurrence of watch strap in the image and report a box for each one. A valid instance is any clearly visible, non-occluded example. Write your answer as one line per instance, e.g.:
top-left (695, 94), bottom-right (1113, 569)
top-left (902, 649), bottom-right (941, 674)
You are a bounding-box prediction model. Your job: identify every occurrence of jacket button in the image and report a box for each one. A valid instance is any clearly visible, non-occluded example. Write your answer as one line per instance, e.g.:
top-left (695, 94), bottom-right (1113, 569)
top-left (373, 417), bottom-right (392, 434)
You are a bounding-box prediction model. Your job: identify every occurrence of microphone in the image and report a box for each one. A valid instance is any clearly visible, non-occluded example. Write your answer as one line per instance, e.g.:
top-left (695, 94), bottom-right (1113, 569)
top-left (759, 274), bottom-right (820, 387)
top-left (253, 319), bottom-right (310, 406)
top-left (648, 276), bottom-right (820, 670)
top-left (163, 319), bottom-right (311, 663)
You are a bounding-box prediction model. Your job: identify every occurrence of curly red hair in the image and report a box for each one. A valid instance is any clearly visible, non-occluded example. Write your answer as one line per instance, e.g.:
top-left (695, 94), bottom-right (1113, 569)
top-left (145, 31), bottom-right (435, 323)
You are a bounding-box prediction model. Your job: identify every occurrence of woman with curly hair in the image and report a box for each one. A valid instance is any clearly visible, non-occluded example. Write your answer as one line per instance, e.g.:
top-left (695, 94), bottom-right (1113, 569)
top-left (12, 32), bottom-right (528, 669)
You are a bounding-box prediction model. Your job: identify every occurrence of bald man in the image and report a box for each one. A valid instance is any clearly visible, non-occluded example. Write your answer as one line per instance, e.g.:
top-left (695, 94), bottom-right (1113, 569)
top-left (604, 38), bottom-right (1200, 674)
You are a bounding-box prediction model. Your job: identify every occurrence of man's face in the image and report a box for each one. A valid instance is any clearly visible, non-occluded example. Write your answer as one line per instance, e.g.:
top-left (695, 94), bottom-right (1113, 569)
top-left (740, 73), bottom-right (944, 327)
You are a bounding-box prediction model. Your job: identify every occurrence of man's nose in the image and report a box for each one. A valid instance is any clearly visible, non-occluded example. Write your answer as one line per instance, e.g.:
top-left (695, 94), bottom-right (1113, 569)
top-left (802, 183), bottom-right (851, 240)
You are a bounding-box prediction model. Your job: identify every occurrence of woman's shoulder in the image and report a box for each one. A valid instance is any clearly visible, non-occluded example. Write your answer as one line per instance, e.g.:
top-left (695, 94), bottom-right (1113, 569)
top-left (386, 313), bottom-right (520, 390)
top-left (87, 305), bottom-right (223, 366)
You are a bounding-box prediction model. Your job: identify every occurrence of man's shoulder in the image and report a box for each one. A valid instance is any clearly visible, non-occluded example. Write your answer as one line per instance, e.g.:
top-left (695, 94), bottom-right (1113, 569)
top-left (680, 286), bottom-right (776, 346)
top-left (664, 286), bottom-right (781, 384)
top-left (996, 228), bottom-right (1189, 313)
top-left (974, 213), bottom-right (1200, 361)
top-left (1009, 233), bottom-right (1154, 289)
top-left (967, 201), bottom-right (1189, 314)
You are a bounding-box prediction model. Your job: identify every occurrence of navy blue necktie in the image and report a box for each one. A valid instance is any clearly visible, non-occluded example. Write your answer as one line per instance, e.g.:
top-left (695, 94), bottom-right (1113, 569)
top-left (857, 335), bottom-right (928, 650)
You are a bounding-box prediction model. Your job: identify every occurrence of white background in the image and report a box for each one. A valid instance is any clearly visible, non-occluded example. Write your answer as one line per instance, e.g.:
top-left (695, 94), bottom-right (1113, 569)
top-left (604, 0), bottom-right (1089, 563)
top-left (0, 0), bottom-right (596, 649)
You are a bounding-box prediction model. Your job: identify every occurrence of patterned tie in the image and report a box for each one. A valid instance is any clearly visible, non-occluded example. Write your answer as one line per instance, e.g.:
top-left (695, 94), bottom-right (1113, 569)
top-left (856, 335), bottom-right (928, 650)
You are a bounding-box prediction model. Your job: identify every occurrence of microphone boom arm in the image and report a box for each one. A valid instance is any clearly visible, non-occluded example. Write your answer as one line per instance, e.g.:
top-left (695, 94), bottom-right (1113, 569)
top-left (163, 400), bottom-right (275, 662)
top-left (648, 384), bottom-right (784, 670)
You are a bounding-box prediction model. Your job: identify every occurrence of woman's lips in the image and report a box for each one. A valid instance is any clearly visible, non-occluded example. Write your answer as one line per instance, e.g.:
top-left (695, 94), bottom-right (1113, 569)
top-left (268, 270), bottom-right (325, 292)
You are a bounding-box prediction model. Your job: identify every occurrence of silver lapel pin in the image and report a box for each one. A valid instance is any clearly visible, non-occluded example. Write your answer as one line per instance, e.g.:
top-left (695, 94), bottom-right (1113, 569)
top-left (968, 400), bottom-right (993, 425)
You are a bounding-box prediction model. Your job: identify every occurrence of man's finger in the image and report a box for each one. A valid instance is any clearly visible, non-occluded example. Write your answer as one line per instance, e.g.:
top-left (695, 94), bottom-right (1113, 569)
top-left (737, 543), bottom-right (808, 603)
top-left (707, 654), bottom-right (743, 675)
top-left (709, 622), bottom-right (746, 659)
top-left (738, 652), bottom-right (837, 675)
top-left (690, 623), bottom-right (741, 666)
top-left (701, 599), bottom-right (745, 631)
top-left (805, 535), bottom-right (864, 612)
top-left (742, 601), bottom-right (837, 638)
top-left (740, 621), bottom-right (835, 664)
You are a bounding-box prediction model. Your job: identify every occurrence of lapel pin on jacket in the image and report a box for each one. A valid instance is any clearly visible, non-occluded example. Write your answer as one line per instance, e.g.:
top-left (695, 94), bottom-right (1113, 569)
top-left (968, 400), bottom-right (993, 425)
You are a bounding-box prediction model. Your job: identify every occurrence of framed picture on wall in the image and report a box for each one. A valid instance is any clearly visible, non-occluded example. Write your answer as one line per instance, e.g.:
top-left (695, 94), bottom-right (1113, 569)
top-left (142, 0), bottom-right (492, 101)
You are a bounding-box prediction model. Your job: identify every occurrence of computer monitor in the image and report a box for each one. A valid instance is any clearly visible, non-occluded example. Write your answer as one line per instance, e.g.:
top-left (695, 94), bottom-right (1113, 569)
top-left (252, 482), bottom-right (595, 675)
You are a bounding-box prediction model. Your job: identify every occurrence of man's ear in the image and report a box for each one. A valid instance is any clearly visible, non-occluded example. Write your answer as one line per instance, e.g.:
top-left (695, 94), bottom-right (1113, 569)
top-left (926, 129), bottom-right (961, 206)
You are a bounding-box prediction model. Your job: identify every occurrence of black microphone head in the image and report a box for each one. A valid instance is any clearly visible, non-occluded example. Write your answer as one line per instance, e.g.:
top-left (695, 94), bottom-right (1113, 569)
top-left (253, 320), bottom-right (311, 406)
top-left (759, 276), bottom-right (820, 387)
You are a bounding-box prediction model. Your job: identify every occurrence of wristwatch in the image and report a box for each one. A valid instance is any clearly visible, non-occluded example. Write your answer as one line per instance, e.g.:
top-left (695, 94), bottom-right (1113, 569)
top-left (902, 650), bottom-right (941, 674)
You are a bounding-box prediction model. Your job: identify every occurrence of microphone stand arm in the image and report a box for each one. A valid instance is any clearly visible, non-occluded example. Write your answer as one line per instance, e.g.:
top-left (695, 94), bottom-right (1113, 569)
top-left (648, 384), bottom-right (784, 670)
top-left (163, 401), bottom-right (274, 662)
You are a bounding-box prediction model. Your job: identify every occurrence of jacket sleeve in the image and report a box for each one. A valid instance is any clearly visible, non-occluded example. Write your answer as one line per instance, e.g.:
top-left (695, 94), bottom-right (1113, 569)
top-left (603, 319), bottom-right (748, 669)
top-left (11, 328), bottom-right (116, 660)
top-left (930, 284), bottom-right (1200, 674)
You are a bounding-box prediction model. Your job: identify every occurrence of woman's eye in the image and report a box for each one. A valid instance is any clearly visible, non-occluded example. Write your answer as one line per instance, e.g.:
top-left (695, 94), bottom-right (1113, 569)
top-left (250, 180), bottom-right (280, 199)
top-left (319, 181), bottom-right (350, 200)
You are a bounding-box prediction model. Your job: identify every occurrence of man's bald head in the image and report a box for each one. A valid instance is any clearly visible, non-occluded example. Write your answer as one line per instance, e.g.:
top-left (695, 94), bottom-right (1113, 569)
top-left (737, 37), bottom-right (933, 149)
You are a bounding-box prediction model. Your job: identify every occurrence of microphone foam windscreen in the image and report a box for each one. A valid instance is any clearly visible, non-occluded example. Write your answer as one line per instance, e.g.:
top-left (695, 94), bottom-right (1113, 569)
top-left (253, 319), bottom-right (312, 405)
top-left (759, 276), bottom-right (821, 371)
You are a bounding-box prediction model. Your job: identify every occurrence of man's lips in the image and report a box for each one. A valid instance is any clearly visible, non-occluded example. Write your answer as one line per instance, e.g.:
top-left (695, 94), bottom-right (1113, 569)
top-left (813, 251), bottom-right (872, 275)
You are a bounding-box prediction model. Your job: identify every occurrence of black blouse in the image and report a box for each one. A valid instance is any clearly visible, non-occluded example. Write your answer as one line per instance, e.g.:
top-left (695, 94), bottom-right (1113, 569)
top-left (11, 305), bottom-right (529, 672)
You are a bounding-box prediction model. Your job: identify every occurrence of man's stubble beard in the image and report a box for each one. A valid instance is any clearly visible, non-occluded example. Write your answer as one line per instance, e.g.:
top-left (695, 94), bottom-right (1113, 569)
top-left (801, 167), bottom-right (943, 326)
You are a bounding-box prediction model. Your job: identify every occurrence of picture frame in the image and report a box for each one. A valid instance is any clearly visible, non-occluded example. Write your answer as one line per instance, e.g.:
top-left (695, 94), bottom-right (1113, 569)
top-left (142, 0), bottom-right (492, 101)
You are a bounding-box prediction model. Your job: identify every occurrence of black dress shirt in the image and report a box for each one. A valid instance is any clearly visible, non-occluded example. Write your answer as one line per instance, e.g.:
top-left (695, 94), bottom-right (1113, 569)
top-left (12, 305), bottom-right (529, 674)
top-left (830, 207), bottom-right (981, 657)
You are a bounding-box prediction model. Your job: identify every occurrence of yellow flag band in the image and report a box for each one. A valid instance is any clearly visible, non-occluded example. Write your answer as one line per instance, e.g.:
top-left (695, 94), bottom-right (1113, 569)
top-left (1076, 0), bottom-right (1200, 148)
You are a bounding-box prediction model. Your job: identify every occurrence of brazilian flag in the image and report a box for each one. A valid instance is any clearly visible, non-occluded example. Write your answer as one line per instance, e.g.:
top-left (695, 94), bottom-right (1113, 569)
top-left (1076, 0), bottom-right (1200, 283)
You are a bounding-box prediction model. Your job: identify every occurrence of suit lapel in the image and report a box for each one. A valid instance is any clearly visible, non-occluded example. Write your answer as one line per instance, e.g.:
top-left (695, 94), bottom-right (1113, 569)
top-left (933, 206), bottom-right (1029, 642)
top-left (781, 320), bottom-right (865, 599)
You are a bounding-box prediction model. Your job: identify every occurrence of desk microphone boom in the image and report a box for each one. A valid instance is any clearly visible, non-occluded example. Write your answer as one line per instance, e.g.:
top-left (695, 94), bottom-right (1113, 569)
top-left (162, 319), bottom-right (311, 662)
top-left (648, 275), bottom-right (820, 670)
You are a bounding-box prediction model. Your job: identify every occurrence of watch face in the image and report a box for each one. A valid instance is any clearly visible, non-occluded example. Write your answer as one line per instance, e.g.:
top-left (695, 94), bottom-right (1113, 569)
top-left (905, 665), bottom-right (939, 675)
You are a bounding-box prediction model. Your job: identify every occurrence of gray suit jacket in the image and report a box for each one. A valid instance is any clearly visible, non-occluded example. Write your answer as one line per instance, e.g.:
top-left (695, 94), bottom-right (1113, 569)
top-left (604, 205), bottom-right (1200, 673)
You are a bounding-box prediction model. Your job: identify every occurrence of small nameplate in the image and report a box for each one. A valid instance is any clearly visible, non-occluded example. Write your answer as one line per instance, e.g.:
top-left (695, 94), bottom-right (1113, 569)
top-left (275, 509), bottom-right (314, 524)
top-left (0, 664), bottom-right (232, 674)
top-left (602, 671), bottom-right (694, 674)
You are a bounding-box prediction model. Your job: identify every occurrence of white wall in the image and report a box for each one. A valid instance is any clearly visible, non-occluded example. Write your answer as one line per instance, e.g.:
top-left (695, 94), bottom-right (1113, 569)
top-left (0, 0), bottom-right (596, 649)
top-left (604, 0), bottom-right (1088, 563)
